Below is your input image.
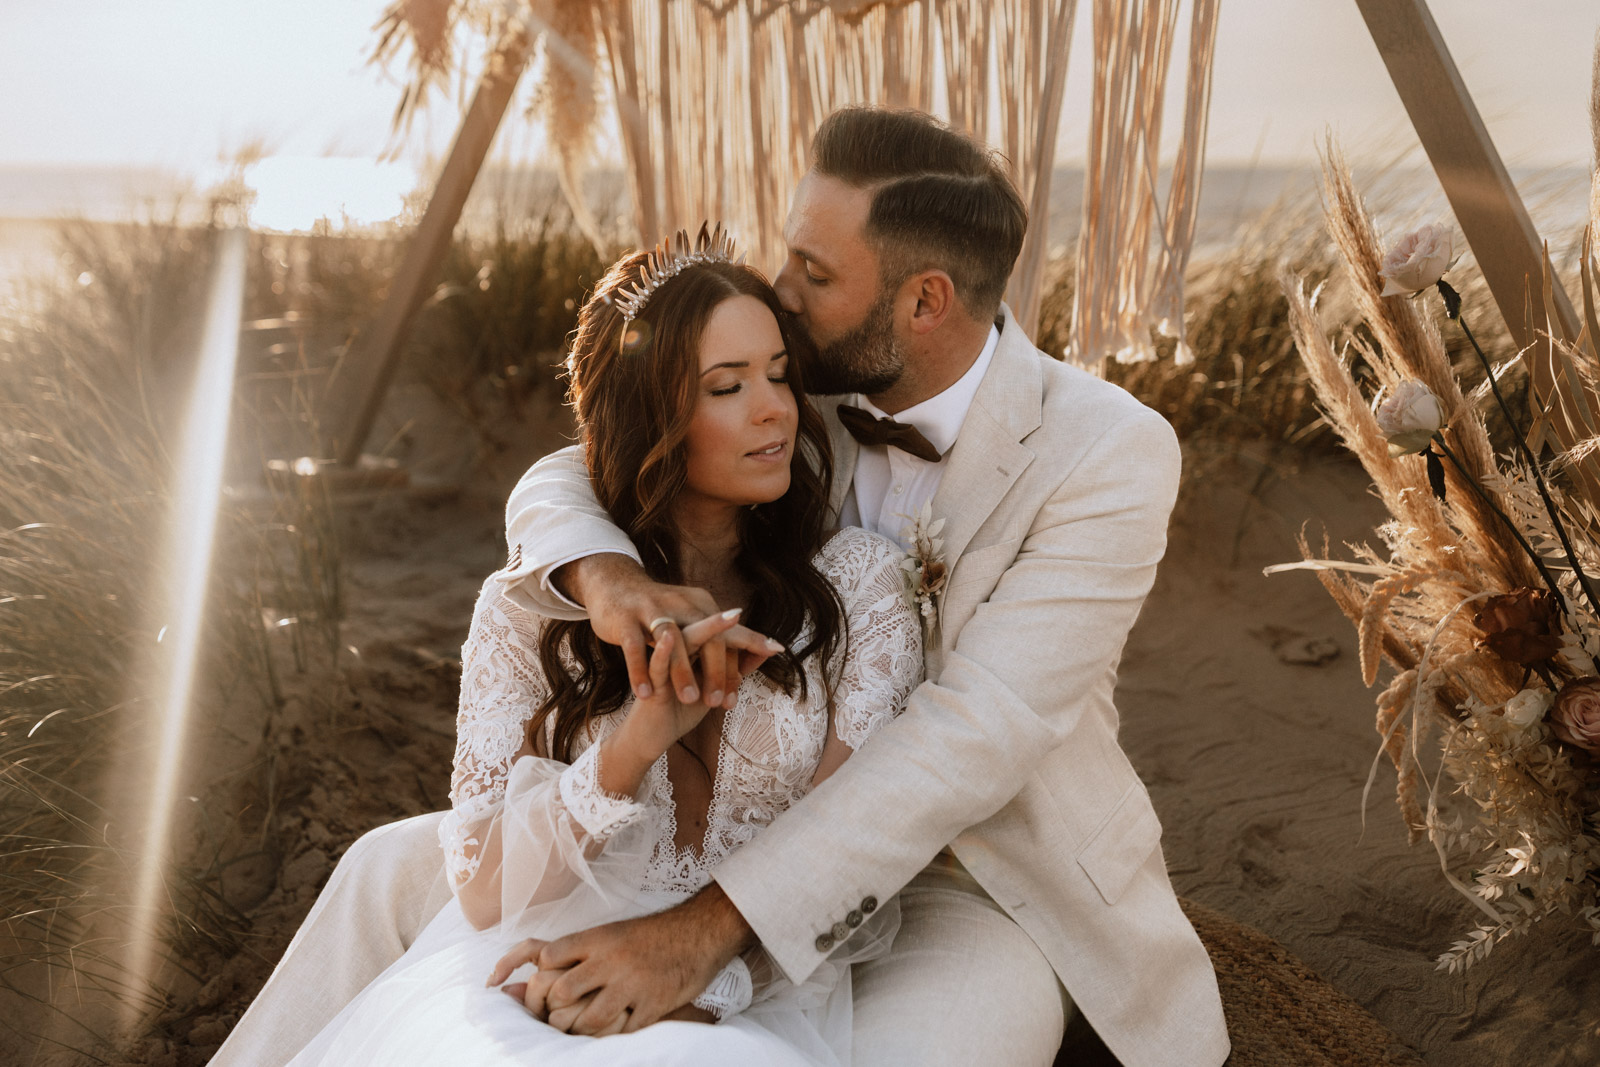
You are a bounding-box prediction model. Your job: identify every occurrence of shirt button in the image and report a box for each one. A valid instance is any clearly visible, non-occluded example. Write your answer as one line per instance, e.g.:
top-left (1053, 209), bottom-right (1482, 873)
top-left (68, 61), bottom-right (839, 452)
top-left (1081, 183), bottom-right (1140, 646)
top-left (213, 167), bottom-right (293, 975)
top-left (846, 910), bottom-right (864, 928)
top-left (892, 485), bottom-right (904, 495)
top-left (861, 896), bottom-right (878, 914)
top-left (831, 921), bottom-right (850, 942)
top-left (815, 933), bottom-right (835, 952)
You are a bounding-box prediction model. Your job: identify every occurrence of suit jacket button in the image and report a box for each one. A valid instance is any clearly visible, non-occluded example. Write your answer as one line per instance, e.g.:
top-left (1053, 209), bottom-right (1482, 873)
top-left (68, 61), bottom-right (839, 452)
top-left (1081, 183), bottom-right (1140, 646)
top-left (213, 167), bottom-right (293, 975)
top-left (815, 933), bottom-right (835, 952)
top-left (861, 895), bottom-right (878, 914)
top-left (830, 921), bottom-right (850, 942)
top-left (845, 910), bottom-right (864, 928)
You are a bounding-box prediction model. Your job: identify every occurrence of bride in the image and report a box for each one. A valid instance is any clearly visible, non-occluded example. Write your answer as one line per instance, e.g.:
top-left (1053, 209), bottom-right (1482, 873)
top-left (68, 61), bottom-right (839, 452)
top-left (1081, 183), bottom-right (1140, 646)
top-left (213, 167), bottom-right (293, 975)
top-left (282, 226), bottom-right (922, 1066)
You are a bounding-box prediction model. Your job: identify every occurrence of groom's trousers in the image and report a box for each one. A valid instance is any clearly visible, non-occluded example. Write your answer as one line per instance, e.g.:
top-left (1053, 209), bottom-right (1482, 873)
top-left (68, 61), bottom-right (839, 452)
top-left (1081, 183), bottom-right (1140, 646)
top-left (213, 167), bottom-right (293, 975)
top-left (211, 813), bottom-right (1072, 1067)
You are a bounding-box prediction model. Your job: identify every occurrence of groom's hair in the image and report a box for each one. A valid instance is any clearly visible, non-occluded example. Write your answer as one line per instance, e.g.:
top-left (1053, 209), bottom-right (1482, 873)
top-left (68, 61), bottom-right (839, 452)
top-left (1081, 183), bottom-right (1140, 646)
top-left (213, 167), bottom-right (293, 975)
top-left (811, 107), bottom-right (1027, 319)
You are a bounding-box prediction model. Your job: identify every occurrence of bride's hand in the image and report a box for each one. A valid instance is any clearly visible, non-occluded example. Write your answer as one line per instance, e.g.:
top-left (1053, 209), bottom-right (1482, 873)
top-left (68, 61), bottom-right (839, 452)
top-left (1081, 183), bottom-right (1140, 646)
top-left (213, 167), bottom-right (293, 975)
top-left (595, 629), bottom-right (721, 794)
top-left (630, 629), bottom-right (716, 747)
top-left (490, 941), bottom-right (716, 1032)
top-left (569, 555), bottom-right (780, 708)
top-left (490, 936), bottom-right (718, 1036)
top-left (675, 610), bottom-right (785, 695)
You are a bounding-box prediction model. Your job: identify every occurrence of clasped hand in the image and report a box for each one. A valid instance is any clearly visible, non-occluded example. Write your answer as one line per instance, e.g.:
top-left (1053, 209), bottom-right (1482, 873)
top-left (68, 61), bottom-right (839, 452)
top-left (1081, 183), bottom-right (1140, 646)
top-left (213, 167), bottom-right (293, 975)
top-left (569, 556), bottom-right (784, 710)
top-left (487, 877), bottom-right (752, 1035)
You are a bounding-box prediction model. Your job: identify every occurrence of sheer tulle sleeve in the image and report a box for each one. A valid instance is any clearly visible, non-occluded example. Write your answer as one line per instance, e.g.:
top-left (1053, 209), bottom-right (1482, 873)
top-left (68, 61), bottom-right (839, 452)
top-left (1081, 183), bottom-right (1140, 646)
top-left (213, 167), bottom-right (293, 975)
top-left (439, 580), bottom-right (661, 934)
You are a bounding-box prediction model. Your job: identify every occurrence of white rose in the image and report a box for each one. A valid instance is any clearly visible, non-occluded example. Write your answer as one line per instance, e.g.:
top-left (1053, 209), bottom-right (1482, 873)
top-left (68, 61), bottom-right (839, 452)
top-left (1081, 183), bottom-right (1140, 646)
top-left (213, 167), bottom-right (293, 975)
top-left (1503, 687), bottom-right (1552, 729)
top-left (1379, 223), bottom-right (1454, 296)
top-left (1374, 379), bottom-right (1444, 456)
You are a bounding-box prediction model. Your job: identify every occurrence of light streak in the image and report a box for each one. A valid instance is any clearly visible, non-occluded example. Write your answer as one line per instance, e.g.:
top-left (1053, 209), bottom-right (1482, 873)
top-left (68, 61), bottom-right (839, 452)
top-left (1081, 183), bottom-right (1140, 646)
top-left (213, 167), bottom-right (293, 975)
top-left (120, 227), bottom-right (248, 1031)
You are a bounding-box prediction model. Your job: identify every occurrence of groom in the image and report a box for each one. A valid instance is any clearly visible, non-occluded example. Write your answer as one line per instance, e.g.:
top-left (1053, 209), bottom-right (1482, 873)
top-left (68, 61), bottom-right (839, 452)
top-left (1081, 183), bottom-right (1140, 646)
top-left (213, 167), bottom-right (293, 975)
top-left (214, 107), bottom-right (1228, 1067)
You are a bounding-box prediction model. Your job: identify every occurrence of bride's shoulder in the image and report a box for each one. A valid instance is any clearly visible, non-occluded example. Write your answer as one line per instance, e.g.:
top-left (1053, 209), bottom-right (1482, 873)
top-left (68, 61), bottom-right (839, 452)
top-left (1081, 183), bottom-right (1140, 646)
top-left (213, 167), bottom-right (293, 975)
top-left (814, 526), bottom-right (904, 578)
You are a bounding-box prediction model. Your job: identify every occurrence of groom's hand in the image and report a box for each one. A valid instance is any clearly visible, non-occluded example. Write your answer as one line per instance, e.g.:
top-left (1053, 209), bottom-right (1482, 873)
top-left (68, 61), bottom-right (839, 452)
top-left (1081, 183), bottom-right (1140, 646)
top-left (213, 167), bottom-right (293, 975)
top-left (556, 554), bottom-right (780, 709)
top-left (527, 882), bottom-right (757, 1035)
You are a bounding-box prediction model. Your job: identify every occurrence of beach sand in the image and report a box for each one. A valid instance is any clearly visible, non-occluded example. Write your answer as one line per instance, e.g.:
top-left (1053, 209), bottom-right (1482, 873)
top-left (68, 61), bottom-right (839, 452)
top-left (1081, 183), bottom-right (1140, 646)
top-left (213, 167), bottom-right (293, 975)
top-left (1128, 448), bottom-right (1600, 1067)
top-left (54, 441), bottom-right (1600, 1067)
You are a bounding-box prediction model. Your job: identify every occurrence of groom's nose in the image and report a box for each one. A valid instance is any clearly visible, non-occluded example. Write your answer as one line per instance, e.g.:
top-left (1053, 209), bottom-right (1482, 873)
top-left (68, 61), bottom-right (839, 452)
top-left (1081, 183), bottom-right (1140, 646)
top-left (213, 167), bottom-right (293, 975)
top-left (773, 258), bottom-right (806, 316)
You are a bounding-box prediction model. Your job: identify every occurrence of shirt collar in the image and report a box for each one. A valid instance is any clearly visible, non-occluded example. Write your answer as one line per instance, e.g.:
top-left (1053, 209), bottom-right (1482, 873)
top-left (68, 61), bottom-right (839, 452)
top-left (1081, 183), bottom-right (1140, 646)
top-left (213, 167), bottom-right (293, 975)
top-left (856, 325), bottom-right (1000, 456)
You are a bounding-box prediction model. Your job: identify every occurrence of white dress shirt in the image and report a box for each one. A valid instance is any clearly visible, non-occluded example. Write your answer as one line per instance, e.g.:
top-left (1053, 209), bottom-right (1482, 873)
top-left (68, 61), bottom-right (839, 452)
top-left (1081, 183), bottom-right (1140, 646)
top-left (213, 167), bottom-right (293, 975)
top-left (838, 325), bottom-right (1000, 550)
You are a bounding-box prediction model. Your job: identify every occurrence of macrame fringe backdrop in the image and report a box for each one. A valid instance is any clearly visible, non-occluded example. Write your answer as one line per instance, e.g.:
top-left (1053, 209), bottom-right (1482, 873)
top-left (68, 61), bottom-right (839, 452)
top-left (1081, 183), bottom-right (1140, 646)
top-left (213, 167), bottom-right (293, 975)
top-left (586, 0), bottom-right (1088, 333)
top-left (1068, 0), bottom-right (1216, 366)
top-left (375, 0), bottom-right (1217, 358)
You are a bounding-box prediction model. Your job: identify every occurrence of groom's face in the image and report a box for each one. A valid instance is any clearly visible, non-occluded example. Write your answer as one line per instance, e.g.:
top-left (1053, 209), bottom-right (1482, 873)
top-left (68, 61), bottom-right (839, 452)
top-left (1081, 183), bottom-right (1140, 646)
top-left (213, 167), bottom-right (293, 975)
top-left (774, 172), bottom-right (907, 397)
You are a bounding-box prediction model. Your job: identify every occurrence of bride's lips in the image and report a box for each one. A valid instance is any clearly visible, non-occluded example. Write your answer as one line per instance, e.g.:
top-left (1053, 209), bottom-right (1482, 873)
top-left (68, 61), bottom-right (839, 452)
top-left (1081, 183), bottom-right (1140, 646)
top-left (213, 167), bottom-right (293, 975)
top-left (745, 439), bottom-right (789, 462)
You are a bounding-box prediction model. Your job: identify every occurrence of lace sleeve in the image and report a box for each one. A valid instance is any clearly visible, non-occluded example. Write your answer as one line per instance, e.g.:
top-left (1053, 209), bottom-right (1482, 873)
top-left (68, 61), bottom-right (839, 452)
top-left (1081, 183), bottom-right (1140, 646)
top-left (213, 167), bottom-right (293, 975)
top-left (825, 530), bottom-right (925, 749)
top-left (692, 955), bottom-right (753, 1020)
top-left (440, 579), bottom-right (553, 884)
top-left (443, 580), bottom-right (658, 933)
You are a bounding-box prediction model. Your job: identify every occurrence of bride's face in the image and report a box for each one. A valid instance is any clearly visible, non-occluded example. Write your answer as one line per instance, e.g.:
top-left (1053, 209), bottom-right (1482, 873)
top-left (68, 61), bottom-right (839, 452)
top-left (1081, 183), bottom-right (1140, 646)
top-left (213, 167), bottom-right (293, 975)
top-left (680, 295), bottom-right (798, 510)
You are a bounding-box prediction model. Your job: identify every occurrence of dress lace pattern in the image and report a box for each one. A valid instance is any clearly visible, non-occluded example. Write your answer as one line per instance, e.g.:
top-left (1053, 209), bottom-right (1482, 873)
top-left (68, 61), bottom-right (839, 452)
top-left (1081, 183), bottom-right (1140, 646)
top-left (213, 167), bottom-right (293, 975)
top-left (442, 525), bottom-right (922, 919)
top-left (558, 745), bottom-right (647, 841)
top-left (690, 954), bottom-right (753, 1019)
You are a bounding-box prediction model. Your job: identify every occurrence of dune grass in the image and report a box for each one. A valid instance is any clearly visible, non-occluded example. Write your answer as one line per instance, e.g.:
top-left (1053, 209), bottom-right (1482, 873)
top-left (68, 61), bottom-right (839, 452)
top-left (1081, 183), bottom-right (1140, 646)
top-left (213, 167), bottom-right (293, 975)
top-left (0, 205), bottom-right (268, 1052)
top-left (0, 200), bottom-right (604, 1057)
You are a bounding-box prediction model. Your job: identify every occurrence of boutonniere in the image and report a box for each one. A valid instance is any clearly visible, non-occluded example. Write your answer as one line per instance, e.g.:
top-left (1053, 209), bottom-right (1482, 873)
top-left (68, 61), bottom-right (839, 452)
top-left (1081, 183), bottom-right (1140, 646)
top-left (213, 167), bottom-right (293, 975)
top-left (898, 502), bottom-right (948, 632)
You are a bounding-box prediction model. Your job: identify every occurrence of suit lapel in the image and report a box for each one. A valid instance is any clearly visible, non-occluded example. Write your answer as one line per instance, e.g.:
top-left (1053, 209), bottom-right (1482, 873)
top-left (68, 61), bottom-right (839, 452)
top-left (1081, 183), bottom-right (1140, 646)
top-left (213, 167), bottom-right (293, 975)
top-left (820, 395), bottom-right (859, 521)
top-left (930, 306), bottom-right (1042, 566)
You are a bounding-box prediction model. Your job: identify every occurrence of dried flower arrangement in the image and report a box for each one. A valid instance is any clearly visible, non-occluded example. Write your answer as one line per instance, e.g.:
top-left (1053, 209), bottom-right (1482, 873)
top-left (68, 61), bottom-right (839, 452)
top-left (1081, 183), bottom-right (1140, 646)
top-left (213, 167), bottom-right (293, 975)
top-left (1275, 140), bottom-right (1600, 972)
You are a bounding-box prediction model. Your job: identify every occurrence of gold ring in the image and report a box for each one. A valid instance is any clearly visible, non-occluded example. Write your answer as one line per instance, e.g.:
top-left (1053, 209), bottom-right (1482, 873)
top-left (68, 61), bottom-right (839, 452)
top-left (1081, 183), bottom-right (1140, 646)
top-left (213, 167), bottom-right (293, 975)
top-left (648, 616), bottom-right (676, 633)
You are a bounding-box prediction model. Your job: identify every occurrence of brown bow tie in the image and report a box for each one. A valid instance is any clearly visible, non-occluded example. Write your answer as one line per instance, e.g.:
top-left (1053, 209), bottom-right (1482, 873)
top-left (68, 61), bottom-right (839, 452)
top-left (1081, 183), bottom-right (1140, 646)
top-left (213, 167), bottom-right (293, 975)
top-left (837, 404), bottom-right (943, 463)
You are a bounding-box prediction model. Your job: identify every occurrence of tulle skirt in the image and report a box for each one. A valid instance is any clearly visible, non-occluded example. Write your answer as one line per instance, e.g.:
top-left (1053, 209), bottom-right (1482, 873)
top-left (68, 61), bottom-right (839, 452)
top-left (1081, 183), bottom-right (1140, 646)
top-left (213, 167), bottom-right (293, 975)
top-left (284, 895), bottom-right (851, 1067)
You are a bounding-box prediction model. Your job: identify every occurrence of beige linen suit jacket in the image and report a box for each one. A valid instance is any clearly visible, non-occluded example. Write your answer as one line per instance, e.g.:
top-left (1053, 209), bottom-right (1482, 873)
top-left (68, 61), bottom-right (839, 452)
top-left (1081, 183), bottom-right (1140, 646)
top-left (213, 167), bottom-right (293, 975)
top-left (499, 307), bottom-right (1228, 1067)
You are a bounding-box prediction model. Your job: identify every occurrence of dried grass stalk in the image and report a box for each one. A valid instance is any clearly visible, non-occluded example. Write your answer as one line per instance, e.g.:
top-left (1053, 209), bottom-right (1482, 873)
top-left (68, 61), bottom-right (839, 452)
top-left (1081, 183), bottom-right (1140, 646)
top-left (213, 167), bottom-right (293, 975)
top-left (1375, 669), bottom-right (1423, 840)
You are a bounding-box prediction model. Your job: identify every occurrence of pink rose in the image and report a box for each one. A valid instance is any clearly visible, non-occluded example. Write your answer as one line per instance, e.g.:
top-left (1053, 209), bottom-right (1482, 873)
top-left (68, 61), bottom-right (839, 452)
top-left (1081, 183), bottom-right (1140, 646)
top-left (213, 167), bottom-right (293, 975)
top-left (1551, 677), bottom-right (1600, 752)
top-left (1374, 380), bottom-right (1444, 456)
top-left (1379, 223), bottom-right (1454, 296)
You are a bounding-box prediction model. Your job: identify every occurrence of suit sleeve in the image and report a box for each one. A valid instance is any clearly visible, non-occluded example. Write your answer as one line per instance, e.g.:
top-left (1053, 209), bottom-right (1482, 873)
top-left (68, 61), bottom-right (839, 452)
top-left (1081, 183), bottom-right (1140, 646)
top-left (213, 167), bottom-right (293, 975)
top-left (494, 445), bottom-right (641, 620)
top-left (712, 407), bottom-right (1182, 983)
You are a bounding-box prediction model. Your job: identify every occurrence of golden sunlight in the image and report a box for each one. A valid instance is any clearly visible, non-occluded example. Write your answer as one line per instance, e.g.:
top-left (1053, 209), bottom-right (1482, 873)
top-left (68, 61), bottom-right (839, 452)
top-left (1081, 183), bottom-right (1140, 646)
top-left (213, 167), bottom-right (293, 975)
top-left (120, 227), bottom-right (249, 1032)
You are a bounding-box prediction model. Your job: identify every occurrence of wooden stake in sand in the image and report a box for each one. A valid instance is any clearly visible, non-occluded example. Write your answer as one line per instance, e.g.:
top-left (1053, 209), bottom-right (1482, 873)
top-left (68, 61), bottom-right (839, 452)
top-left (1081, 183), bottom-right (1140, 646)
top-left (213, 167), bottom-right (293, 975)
top-left (330, 27), bottom-right (530, 470)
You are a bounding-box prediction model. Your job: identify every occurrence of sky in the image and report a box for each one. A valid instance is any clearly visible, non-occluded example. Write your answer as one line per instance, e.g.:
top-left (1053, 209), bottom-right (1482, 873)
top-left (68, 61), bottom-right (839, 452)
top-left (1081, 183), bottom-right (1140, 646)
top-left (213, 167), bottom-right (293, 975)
top-left (0, 0), bottom-right (1594, 222)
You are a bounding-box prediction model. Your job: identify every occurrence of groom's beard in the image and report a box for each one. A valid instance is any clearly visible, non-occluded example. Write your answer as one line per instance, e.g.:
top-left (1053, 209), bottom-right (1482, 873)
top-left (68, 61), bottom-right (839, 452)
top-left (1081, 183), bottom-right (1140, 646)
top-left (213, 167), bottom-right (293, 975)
top-left (798, 293), bottom-right (906, 397)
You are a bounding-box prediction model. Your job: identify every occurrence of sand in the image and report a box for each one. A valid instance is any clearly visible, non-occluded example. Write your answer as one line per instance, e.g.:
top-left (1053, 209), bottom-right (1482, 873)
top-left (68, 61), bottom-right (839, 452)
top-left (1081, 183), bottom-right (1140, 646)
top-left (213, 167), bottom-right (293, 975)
top-left (67, 441), bottom-right (1600, 1066)
top-left (1128, 447), bottom-right (1600, 1066)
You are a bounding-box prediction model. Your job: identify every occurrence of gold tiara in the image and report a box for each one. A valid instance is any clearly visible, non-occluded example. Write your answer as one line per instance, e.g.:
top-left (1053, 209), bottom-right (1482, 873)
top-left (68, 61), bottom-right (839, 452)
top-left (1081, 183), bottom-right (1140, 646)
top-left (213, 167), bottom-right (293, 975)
top-left (609, 223), bottom-right (743, 328)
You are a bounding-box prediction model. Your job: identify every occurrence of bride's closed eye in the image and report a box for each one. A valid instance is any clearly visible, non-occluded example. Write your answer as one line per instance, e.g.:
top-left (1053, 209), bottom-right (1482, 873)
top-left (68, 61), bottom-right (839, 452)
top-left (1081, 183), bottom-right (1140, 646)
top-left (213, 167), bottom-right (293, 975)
top-left (708, 375), bottom-right (789, 397)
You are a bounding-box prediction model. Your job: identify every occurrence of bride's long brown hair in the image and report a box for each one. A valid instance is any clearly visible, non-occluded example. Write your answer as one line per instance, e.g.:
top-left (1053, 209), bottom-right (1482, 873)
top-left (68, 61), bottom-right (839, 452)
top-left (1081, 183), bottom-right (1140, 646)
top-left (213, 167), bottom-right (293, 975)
top-left (531, 242), bottom-right (845, 761)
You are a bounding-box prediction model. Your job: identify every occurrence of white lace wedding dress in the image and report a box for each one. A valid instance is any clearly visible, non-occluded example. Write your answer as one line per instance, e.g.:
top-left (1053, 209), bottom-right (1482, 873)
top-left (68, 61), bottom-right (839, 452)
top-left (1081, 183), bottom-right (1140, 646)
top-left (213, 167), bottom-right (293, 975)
top-left (285, 526), bottom-right (922, 1067)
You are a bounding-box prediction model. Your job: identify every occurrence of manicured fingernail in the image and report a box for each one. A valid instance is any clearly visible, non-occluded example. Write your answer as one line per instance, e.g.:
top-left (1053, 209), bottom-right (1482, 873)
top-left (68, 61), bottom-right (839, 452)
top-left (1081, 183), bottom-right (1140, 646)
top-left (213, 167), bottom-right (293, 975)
top-left (636, 683), bottom-right (652, 699)
top-left (766, 638), bottom-right (784, 651)
top-left (706, 690), bottom-right (723, 706)
top-left (682, 685), bottom-right (699, 702)
top-left (721, 607), bottom-right (742, 620)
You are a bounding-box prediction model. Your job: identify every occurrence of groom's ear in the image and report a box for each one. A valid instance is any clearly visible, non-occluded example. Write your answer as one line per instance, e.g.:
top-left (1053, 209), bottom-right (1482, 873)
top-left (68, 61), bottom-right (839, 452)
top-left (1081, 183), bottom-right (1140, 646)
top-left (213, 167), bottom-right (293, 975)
top-left (905, 269), bottom-right (957, 336)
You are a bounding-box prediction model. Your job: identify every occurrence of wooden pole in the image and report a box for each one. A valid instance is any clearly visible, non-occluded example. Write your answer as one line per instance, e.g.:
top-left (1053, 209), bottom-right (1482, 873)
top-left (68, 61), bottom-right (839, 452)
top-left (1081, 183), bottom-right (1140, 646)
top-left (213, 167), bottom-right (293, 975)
top-left (331, 31), bottom-right (530, 468)
top-left (1353, 0), bottom-right (1581, 362)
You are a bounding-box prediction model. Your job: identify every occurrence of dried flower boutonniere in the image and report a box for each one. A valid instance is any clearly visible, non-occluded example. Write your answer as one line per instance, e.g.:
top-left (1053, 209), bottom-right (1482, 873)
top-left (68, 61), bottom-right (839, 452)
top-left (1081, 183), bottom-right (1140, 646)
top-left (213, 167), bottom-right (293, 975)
top-left (899, 502), bottom-right (948, 635)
